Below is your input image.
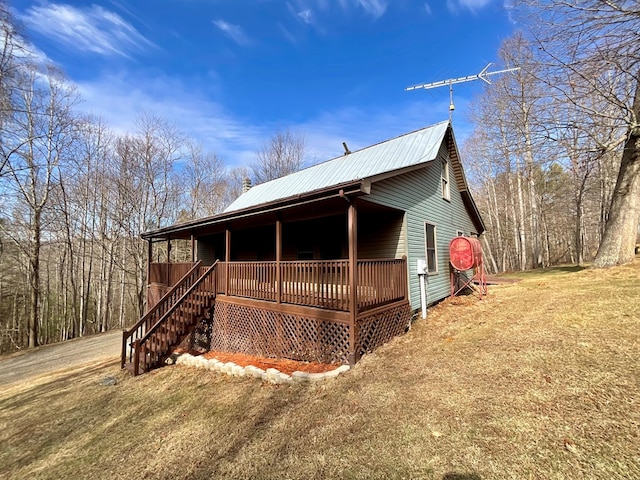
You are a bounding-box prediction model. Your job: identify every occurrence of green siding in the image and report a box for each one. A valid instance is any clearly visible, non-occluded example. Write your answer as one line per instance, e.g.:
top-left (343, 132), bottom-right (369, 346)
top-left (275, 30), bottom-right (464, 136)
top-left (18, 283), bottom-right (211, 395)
top-left (365, 142), bottom-right (477, 310)
top-left (358, 211), bottom-right (406, 259)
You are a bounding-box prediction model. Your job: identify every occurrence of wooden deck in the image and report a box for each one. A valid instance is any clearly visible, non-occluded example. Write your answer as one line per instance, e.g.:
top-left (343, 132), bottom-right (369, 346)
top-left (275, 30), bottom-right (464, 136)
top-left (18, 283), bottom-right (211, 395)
top-left (125, 258), bottom-right (411, 375)
top-left (150, 258), bottom-right (407, 314)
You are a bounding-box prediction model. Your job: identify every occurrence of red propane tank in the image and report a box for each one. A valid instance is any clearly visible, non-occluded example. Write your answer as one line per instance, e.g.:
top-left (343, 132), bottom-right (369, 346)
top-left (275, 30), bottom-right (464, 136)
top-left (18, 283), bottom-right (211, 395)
top-left (449, 236), bottom-right (483, 271)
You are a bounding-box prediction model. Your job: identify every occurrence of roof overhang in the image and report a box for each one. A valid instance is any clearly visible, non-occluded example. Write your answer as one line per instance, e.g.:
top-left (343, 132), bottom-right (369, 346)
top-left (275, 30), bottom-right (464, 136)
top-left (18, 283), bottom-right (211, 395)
top-left (142, 121), bottom-right (485, 241)
top-left (445, 126), bottom-right (486, 235)
top-left (141, 179), bottom-right (367, 241)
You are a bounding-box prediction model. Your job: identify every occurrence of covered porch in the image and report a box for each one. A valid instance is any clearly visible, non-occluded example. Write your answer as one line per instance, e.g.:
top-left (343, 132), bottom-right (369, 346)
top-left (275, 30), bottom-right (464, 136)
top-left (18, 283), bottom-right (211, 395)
top-left (142, 194), bottom-right (413, 365)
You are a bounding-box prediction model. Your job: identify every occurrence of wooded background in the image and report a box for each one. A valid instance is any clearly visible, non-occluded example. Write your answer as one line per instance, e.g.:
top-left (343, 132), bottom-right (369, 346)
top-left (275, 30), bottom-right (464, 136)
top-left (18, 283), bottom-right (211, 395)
top-left (1, 0), bottom-right (638, 352)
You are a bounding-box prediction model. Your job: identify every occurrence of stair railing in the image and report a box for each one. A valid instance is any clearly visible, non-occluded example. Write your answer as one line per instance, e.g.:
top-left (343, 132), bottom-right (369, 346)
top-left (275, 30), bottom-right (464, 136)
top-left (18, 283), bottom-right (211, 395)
top-left (121, 261), bottom-right (203, 369)
top-left (132, 261), bottom-right (219, 375)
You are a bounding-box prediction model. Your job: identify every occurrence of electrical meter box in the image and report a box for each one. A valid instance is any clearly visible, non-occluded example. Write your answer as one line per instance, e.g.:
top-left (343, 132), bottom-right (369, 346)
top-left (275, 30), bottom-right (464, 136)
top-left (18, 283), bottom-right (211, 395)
top-left (416, 259), bottom-right (427, 275)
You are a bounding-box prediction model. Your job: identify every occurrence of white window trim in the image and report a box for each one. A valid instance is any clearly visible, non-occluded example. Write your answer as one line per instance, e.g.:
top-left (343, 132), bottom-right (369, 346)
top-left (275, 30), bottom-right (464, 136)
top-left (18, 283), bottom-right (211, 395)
top-left (441, 159), bottom-right (450, 201)
top-left (425, 221), bottom-right (438, 274)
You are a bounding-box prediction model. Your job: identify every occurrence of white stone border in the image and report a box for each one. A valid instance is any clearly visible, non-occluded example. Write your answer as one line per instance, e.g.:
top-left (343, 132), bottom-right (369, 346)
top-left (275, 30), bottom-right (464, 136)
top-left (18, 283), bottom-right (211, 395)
top-left (173, 353), bottom-right (350, 384)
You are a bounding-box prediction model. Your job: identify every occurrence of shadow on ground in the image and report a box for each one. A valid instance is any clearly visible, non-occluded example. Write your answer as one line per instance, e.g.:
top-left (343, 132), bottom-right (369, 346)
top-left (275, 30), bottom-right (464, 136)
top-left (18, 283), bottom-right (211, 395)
top-left (443, 473), bottom-right (482, 480)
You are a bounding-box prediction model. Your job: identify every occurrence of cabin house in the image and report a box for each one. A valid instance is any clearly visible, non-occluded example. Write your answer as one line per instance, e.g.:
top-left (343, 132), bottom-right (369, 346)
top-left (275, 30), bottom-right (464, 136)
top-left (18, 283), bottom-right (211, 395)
top-left (121, 120), bottom-right (485, 375)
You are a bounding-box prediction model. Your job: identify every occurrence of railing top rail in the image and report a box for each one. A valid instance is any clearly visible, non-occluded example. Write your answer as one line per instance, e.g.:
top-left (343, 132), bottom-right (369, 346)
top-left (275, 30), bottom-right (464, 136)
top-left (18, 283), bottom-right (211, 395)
top-left (357, 258), bottom-right (406, 263)
top-left (149, 261), bottom-right (199, 265)
top-left (211, 258), bottom-right (404, 265)
top-left (225, 261), bottom-right (277, 265)
top-left (124, 260), bottom-right (202, 336)
top-left (139, 261), bottom-right (218, 344)
top-left (280, 259), bottom-right (349, 264)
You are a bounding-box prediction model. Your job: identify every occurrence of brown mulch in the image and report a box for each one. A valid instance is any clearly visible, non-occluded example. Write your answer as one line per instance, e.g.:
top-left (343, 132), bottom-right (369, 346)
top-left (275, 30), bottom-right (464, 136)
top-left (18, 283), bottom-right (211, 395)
top-left (199, 350), bottom-right (342, 375)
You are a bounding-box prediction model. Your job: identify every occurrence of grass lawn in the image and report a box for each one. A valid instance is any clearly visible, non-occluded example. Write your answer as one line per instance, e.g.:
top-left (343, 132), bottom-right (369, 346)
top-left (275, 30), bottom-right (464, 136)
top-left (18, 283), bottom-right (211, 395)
top-left (1, 260), bottom-right (638, 479)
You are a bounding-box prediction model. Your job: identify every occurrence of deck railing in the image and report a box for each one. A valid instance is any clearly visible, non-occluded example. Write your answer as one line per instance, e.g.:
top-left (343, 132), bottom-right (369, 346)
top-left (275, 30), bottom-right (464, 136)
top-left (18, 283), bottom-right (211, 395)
top-left (225, 261), bottom-right (278, 301)
top-left (213, 258), bottom-right (406, 313)
top-left (281, 260), bottom-right (350, 310)
top-left (122, 261), bottom-right (203, 369)
top-left (147, 258), bottom-right (407, 314)
top-left (357, 258), bottom-right (407, 311)
top-left (123, 261), bottom-right (218, 375)
top-left (149, 262), bottom-right (197, 286)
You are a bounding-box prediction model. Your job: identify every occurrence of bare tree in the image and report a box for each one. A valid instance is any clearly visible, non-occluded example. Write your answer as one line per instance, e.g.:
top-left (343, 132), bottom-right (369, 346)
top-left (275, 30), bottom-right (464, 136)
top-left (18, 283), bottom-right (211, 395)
top-left (0, 1), bottom-right (25, 177)
top-left (219, 165), bottom-right (249, 208)
top-left (0, 64), bottom-right (78, 347)
top-left (180, 142), bottom-right (227, 220)
top-left (467, 37), bottom-right (548, 271)
top-left (111, 115), bottom-right (184, 316)
top-left (511, 0), bottom-right (640, 267)
top-left (251, 129), bottom-right (305, 184)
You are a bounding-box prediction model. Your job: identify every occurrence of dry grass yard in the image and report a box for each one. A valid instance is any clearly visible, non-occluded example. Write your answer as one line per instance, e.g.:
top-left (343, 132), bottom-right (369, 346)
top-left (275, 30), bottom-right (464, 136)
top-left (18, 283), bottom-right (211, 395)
top-left (1, 259), bottom-right (638, 480)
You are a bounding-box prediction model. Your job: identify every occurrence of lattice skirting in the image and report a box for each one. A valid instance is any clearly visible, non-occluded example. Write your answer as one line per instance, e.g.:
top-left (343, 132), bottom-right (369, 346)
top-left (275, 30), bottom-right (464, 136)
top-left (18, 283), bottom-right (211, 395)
top-left (355, 301), bottom-right (412, 360)
top-left (211, 299), bottom-right (351, 364)
top-left (211, 298), bottom-right (412, 365)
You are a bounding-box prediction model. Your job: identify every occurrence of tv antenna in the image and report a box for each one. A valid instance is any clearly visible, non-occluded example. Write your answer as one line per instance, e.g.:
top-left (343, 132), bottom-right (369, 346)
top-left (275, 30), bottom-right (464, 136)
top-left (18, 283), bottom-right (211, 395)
top-left (405, 63), bottom-right (520, 120)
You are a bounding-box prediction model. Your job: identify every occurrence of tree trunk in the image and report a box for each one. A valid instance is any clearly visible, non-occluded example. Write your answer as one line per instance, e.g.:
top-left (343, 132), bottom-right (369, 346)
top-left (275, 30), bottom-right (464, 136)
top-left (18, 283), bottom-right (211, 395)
top-left (593, 82), bottom-right (640, 268)
top-left (28, 211), bottom-right (41, 348)
top-left (575, 191), bottom-right (584, 266)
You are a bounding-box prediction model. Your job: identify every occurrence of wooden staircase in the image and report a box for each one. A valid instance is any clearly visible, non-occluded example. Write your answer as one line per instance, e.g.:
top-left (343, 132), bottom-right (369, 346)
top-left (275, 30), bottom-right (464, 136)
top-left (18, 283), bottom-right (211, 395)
top-left (121, 261), bottom-right (219, 376)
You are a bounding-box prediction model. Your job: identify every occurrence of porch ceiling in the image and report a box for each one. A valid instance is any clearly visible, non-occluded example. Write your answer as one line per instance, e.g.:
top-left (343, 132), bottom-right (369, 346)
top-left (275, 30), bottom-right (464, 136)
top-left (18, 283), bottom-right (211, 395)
top-left (146, 194), bottom-right (367, 241)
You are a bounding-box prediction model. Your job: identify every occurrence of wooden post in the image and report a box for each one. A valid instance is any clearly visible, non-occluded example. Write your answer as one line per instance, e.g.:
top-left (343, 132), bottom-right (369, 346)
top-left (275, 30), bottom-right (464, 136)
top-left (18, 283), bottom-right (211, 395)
top-left (348, 202), bottom-right (358, 365)
top-left (166, 236), bottom-right (171, 286)
top-left (146, 239), bottom-right (152, 285)
top-left (146, 239), bottom-right (153, 313)
top-left (276, 217), bottom-right (282, 304)
top-left (225, 228), bottom-right (231, 296)
top-left (402, 255), bottom-right (408, 301)
top-left (121, 330), bottom-right (127, 369)
top-left (191, 234), bottom-right (196, 262)
top-left (133, 339), bottom-right (140, 376)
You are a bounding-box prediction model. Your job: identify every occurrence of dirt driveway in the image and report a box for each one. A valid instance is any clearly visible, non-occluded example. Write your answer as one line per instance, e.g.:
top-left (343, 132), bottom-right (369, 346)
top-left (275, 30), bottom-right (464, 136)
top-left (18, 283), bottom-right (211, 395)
top-left (0, 330), bottom-right (122, 387)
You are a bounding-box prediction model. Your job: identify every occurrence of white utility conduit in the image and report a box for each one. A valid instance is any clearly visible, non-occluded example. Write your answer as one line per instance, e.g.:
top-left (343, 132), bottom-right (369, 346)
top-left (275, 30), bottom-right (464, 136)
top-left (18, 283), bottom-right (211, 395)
top-left (416, 259), bottom-right (427, 319)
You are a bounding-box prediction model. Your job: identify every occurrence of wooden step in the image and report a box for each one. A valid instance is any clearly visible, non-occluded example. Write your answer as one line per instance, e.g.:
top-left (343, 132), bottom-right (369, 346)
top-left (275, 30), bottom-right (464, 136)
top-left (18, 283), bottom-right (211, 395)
top-left (123, 361), bottom-right (146, 375)
top-left (122, 272), bottom-right (217, 376)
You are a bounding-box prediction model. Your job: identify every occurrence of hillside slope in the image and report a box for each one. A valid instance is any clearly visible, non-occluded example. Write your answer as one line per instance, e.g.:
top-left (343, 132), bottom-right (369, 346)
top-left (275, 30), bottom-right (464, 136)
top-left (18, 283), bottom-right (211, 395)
top-left (1, 260), bottom-right (638, 480)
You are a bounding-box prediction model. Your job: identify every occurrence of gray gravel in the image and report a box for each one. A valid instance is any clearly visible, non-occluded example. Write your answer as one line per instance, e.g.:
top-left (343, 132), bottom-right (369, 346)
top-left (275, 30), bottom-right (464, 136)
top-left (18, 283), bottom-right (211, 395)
top-left (0, 330), bottom-right (122, 387)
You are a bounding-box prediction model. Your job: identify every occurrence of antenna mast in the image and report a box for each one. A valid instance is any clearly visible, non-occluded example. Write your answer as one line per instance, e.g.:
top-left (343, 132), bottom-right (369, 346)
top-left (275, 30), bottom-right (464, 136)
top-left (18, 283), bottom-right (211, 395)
top-left (405, 63), bottom-right (520, 120)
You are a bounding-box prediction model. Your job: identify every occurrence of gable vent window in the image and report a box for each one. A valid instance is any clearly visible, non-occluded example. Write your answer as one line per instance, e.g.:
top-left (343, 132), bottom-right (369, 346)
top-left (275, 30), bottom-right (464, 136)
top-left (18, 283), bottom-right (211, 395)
top-left (441, 159), bottom-right (450, 201)
top-left (425, 222), bottom-right (438, 274)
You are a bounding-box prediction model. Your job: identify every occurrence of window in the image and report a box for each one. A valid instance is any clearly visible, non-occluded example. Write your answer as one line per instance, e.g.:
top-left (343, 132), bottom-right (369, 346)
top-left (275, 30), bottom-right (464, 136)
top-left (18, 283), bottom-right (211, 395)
top-left (441, 159), bottom-right (450, 201)
top-left (425, 222), bottom-right (438, 274)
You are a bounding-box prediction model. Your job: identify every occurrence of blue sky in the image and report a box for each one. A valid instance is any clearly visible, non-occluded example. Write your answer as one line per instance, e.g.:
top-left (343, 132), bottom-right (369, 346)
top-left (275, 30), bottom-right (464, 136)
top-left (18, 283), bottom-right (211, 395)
top-left (11, 0), bottom-right (515, 168)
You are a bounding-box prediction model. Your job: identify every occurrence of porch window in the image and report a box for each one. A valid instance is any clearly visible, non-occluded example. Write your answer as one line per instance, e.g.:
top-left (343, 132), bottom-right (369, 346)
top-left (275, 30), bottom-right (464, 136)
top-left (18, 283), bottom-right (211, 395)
top-left (425, 222), bottom-right (437, 274)
top-left (441, 159), bottom-right (450, 201)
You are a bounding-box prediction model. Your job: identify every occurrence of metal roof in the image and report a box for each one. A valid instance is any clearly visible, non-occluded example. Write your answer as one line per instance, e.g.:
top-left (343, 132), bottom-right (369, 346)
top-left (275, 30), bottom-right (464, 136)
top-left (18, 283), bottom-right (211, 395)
top-left (225, 121), bottom-right (450, 213)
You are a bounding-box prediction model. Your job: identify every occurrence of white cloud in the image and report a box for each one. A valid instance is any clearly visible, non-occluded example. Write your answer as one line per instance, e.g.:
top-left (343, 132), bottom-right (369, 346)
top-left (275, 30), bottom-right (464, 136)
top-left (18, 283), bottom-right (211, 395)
top-left (213, 19), bottom-right (252, 46)
top-left (74, 72), bottom-right (263, 167)
top-left (294, 0), bottom-right (387, 24)
top-left (424, 3), bottom-right (432, 14)
top-left (298, 9), bottom-right (314, 24)
top-left (447, 0), bottom-right (493, 13)
top-left (72, 67), bottom-right (460, 172)
top-left (355, 0), bottom-right (387, 18)
top-left (19, 2), bottom-right (153, 57)
top-left (287, 2), bottom-right (326, 36)
top-left (278, 23), bottom-right (298, 44)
